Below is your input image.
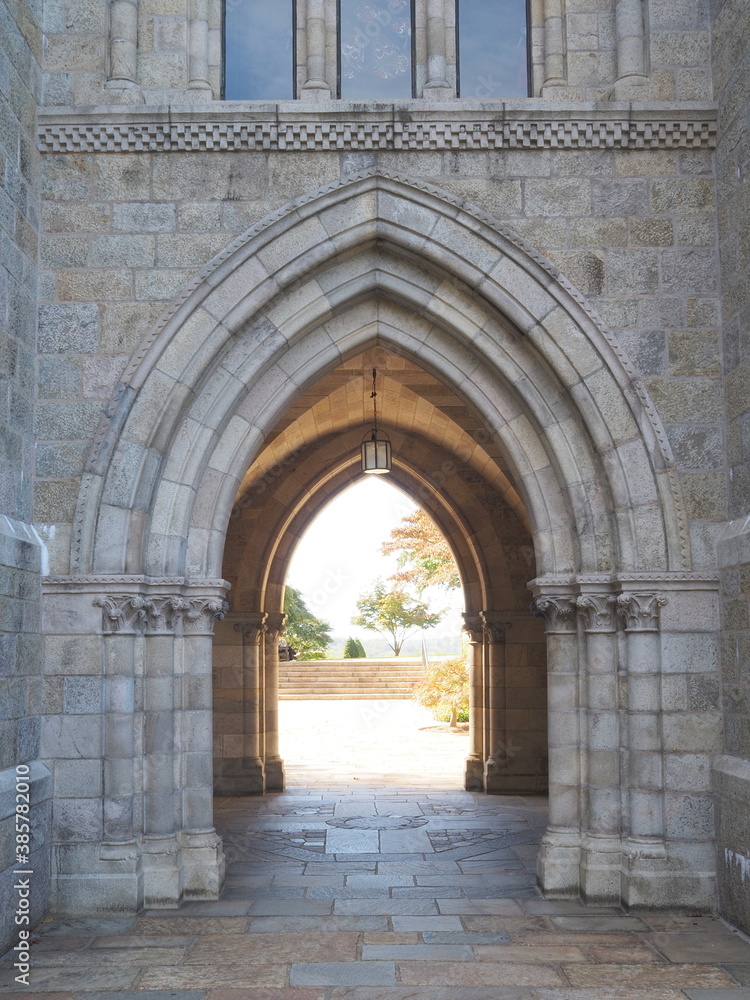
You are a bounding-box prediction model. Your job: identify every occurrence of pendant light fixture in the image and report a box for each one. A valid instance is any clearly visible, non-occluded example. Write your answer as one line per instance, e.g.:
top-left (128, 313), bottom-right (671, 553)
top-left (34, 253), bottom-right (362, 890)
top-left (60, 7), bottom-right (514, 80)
top-left (360, 368), bottom-right (392, 475)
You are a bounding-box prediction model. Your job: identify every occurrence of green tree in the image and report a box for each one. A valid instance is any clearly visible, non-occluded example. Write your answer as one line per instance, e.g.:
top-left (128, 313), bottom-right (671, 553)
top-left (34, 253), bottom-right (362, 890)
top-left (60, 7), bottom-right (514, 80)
top-left (283, 586), bottom-right (333, 660)
top-left (381, 508), bottom-right (460, 595)
top-left (352, 580), bottom-right (443, 656)
top-left (343, 636), bottom-right (366, 658)
top-left (413, 650), bottom-right (469, 728)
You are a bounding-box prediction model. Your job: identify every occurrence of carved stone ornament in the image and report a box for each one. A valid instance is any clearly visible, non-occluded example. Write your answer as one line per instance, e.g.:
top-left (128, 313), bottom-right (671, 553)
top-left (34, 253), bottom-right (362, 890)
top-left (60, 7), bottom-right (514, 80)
top-left (616, 593), bottom-right (667, 632)
top-left (531, 596), bottom-right (578, 634)
top-left (575, 594), bottom-right (617, 633)
top-left (183, 598), bottom-right (230, 634)
top-left (480, 611), bottom-right (513, 643)
top-left (461, 612), bottom-right (484, 644)
top-left (95, 595), bottom-right (228, 635)
top-left (264, 612), bottom-right (287, 640)
top-left (234, 613), bottom-right (267, 644)
top-left (38, 117), bottom-right (717, 156)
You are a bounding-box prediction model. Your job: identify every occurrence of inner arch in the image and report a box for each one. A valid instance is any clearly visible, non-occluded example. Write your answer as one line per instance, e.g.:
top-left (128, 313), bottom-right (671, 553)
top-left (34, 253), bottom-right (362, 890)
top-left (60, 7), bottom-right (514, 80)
top-left (214, 344), bottom-right (548, 797)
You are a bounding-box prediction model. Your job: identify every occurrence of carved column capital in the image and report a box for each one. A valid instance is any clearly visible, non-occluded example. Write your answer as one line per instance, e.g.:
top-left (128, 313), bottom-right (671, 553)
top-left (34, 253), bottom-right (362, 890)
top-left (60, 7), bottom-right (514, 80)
top-left (531, 596), bottom-right (578, 634)
top-left (182, 597), bottom-right (229, 634)
top-left (480, 611), bottom-right (512, 643)
top-left (616, 593), bottom-right (667, 632)
top-left (233, 612), bottom-right (267, 644)
top-left (264, 612), bottom-right (287, 640)
top-left (95, 595), bottom-right (162, 634)
top-left (95, 594), bottom-right (228, 635)
top-left (461, 612), bottom-right (484, 644)
top-left (576, 594), bottom-right (617, 633)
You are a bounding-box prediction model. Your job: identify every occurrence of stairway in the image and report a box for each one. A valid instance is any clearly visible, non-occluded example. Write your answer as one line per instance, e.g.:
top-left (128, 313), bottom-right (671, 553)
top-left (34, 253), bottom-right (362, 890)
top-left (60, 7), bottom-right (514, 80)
top-left (278, 658), bottom-right (429, 700)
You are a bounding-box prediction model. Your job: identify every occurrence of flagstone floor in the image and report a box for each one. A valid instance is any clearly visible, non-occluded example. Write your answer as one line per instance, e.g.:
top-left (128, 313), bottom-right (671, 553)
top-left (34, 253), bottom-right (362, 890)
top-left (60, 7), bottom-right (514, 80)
top-left (3, 701), bottom-right (750, 999)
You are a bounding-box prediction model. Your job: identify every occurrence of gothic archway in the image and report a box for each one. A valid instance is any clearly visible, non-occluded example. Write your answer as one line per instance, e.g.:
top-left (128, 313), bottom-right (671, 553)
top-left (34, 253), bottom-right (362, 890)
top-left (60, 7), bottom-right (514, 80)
top-left (48, 170), bottom-right (717, 917)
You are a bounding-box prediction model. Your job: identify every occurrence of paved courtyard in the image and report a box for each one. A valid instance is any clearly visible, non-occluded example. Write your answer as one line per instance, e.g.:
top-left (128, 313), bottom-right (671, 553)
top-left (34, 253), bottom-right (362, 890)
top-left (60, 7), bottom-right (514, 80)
top-left (2, 701), bottom-right (750, 998)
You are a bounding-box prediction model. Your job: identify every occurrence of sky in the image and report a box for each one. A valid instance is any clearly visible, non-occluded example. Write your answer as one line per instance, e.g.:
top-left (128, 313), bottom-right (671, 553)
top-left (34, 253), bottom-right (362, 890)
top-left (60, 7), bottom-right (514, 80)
top-left (285, 477), bottom-right (464, 648)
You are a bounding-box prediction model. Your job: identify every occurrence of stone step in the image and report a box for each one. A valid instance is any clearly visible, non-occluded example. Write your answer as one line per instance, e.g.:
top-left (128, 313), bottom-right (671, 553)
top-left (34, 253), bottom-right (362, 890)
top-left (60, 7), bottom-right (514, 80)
top-left (278, 657), bottom-right (432, 700)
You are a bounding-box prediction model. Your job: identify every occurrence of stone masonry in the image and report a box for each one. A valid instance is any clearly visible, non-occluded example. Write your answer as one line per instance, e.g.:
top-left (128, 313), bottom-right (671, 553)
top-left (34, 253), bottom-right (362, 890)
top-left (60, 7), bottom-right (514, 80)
top-left (0, 0), bottom-right (748, 961)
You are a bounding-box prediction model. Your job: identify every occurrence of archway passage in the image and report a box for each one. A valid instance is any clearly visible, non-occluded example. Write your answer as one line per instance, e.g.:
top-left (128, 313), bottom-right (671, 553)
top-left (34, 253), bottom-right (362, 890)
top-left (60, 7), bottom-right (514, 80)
top-left (56, 171), bottom-right (717, 917)
top-left (213, 345), bottom-right (548, 799)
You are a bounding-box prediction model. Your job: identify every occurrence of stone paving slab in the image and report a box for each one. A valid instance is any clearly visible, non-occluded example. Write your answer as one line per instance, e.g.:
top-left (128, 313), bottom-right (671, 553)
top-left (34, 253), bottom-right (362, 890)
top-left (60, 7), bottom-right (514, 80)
top-left (290, 961), bottom-right (397, 986)
top-left (398, 960), bottom-right (566, 986)
top-left (562, 962), bottom-right (739, 988)
top-left (648, 932), bottom-right (750, 962)
top-left (6, 723), bottom-right (750, 999)
top-left (134, 964), bottom-right (289, 989)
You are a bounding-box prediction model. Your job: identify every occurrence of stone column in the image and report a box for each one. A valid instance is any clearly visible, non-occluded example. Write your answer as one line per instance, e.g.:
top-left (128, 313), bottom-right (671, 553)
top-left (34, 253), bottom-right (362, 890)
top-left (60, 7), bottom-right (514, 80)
top-left (613, 0), bottom-right (648, 98)
top-left (187, 0), bottom-right (212, 93)
top-left (300, 0), bottom-right (332, 99)
top-left (423, 0), bottom-right (452, 97)
top-left (576, 591), bottom-right (622, 904)
top-left (95, 597), bottom-right (147, 911)
top-left (141, 602), bottom-right (182, 908)
top-left (532, 594), bottom-right (583, 897)
top-left (481, 612), bottom-right (512, 794)
top-left (542, 0), bottom-right (566, 89)
top-left (180, 597), bottom-right (227, 901)
top-left (263, 612), bottom-right (287, 791)
top-left (108, 0), bottom-right (138, 85)
top-left (235, 614), bottom-right (267, 794)
top-left (462, 612), bottom-right (485, 791)
top-left (617, 592), bottom-right (669, 906)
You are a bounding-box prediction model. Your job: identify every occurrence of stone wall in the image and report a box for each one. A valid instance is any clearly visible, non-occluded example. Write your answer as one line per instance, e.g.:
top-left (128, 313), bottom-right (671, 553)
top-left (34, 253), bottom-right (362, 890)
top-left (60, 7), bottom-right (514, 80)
top-left (0, 0), bottom-right (50, 959)
top-left (39, 0), bottom-right (714, 106)
top-left (35, 110), bottom-right (725, 575)
top-left (712, 0), bottom-right (750, 935)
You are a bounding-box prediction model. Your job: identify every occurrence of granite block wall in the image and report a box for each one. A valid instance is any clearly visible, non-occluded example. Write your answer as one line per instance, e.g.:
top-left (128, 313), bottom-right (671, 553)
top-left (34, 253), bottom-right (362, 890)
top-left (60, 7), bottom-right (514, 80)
top-left (0, 0), bottom-right (48, 959)
top-left (712, 0), bottom-right (750, 936)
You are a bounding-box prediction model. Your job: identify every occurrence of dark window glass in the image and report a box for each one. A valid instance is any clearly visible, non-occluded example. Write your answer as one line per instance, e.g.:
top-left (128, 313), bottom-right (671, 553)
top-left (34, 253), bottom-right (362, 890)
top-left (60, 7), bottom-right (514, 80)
top-left (339, 0), bottom-right (413, 99)
top-left (458, 0), bottom-right (529, 99)
top-left (224, 0), bottom-right (294, 100)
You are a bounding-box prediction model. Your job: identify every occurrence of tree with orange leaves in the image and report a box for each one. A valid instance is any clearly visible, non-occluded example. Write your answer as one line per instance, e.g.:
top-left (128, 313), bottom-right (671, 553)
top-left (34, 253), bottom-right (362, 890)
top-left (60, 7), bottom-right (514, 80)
top-left (381, 508), bottom-right (460, 595)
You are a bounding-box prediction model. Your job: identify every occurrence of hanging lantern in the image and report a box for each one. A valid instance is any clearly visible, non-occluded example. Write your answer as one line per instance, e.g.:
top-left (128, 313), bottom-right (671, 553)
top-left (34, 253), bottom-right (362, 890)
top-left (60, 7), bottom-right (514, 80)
top-left (360, 368), bottom-right (392, 474)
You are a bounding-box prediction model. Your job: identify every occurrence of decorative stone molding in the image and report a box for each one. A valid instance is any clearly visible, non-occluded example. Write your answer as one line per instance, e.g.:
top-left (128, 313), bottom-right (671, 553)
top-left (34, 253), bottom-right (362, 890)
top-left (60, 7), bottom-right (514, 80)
top-left (616, 593), bottom-right (667, 632)
top-left (264, 612), bottom-right (287, 639)
top-left (576, 594), bottom-right (617, 633)
top-left (480, 611), bottom-right (512, 643)
top-left (182, 597), bottom-right (230, 633)
top-left (95, 594), bottom-right (228, 634)
top-left (38, 112), bottom-right (717, 155)
top-left (531, 596), bottom-right (577, 634)
top-left (234, 612), bottom-right (267, 644)
top-left (461, 612), bottom-right (484, 644)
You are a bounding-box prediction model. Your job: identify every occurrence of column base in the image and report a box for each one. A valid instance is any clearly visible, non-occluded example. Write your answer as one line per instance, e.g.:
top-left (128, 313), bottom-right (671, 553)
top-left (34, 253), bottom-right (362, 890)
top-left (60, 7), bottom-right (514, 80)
top-left (264, 756), bottom-right (285, 791)
top-left (301, 82), bottom-right (332, 101)
top-left (181, 830), bottom-right (225, 901)
top-left (537, 827), bottom-right (582, 897)
top-left (142, 835), bottom-right (182, 908)
top-left (423, 83), bottom-right (453, 99)
top-left (484, 759), bottom-right (547, 794)
top-left (51, 841), bottom-right (144, 916)
top-left (464, 756), bottom-right (485, 791)
top-left (621, 838), bottom-right (715, 910)
top-left (612, 74), bottom-right (650, 100)
top-left (214, 758), bottom-right (266, 796)
top-left (580, 835), bottom-right (622, 905)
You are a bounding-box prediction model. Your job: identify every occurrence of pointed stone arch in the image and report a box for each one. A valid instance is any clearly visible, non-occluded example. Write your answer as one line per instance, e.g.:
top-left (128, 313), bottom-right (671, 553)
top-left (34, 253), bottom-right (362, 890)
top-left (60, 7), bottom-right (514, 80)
top-left (74, 169), bottom-right (690, 581)
top-left (47, 170), bottom-right (720, 919)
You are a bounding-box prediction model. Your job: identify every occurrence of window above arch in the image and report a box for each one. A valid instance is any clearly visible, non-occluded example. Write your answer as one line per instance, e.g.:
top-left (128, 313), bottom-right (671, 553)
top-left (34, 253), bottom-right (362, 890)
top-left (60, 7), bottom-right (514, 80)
top-left (221, 0), bottom-right (534, 102)
top-left (457, 0), bottom-right (530, 99)
top-left (338, 0), bottom-right (415, 100)
top-left (224, 0), bottom-right (295, 100)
